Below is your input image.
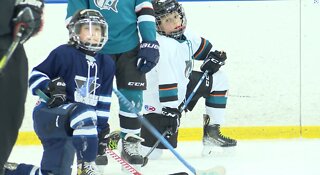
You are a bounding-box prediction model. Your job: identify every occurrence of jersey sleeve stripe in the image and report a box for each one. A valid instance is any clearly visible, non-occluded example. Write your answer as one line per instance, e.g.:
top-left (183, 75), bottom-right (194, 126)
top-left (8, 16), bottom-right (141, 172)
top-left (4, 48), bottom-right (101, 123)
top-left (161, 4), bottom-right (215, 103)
top-left (159, 83), bottom-right (177, 89)
top-left (96, 110), bottom-right (110, 118)
top-left (137, 15), bottom-right (155, 23)
top-left (98, 96), bottom-right (111, 103)
top-left (159, 83), bottom-right (178, 102)
top-left (193, 38), bottom-right (213, 60)
top-left (70, 111), bottom-right (97, 128)
top-left (206, 90), bottom-right (228, 108)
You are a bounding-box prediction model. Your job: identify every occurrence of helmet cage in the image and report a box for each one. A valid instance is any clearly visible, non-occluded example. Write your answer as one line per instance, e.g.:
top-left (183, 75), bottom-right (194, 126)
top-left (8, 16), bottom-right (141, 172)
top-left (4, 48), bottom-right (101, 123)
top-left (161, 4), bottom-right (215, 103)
top-left (68, 10), bottom-right (108, 52)
top-left (153, 0), bottom-right (187, 39)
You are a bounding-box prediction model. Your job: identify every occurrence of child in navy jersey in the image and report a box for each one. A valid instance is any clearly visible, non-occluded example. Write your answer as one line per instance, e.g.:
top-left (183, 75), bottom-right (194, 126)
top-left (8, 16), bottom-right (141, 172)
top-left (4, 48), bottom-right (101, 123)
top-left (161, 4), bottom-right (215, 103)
top-left (4, 9), bottom-right (115, 175)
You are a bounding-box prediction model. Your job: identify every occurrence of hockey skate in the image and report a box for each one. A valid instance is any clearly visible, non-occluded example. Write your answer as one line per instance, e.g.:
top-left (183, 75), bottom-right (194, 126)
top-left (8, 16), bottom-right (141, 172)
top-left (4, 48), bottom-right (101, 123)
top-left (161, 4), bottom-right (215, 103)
top-left (202, 114), bottom-right (237, 156)
top-left (77, 161), bottom-right (101, 175)
top-left (95, 130), bottom-right (121, 173)
top-left (120, 133), bottom-right (145, 171)
top-left (4, 162), bottom-right (40, 174)
top-left (3, 162), bottom-right (18, 171)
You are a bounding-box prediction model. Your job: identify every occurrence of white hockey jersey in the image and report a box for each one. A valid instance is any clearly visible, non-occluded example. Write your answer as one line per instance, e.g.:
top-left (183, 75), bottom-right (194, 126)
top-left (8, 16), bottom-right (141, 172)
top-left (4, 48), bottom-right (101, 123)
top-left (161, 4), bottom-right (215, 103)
top-left (143, 30), bottom-right (212, 114)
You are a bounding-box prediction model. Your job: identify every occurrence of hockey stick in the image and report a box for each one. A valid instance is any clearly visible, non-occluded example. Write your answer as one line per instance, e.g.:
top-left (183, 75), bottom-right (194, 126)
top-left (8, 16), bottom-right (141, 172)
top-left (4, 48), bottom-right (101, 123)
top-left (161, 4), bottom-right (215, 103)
top-left (35, 89), bottom-right (144, 175)
top-left (141, 128), bottom-right (171, 167)
top-left (0, 7), bottom-right (33, 73)
top-left (179, 71), bottom-right (209, 112)
top-left (0, 30), bottom-right (22, 73)
top-left (142, 70), bottom-right (209, 167)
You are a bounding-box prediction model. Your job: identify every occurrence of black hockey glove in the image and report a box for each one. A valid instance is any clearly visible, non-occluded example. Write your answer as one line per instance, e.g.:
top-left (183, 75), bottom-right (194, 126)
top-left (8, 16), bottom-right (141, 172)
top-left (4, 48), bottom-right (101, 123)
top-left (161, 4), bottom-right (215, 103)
top-left (200, 50), bottom-right (227, 75)
top-left (45, 77), bottom-right (67, 108)
top-left (161, 107), bottom-right (181, 135)
top-left (137, 41), bottom-right (160, 73)
top-left (13, 0), bottom-right (44, 44)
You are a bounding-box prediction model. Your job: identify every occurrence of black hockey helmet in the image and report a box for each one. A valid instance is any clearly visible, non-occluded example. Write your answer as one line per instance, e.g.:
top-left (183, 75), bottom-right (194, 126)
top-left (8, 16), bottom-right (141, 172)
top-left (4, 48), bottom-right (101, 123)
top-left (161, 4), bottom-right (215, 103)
top-left (152, 0), bottom-right (187, 39)
top-left (67, 9), bottom-right (108, 52)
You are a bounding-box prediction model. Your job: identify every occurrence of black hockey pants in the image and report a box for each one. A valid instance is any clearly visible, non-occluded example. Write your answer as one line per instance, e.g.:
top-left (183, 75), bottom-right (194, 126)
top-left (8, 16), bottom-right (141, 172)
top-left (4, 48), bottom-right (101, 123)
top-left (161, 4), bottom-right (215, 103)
top-left (0, 35), bottom-right (28, 174)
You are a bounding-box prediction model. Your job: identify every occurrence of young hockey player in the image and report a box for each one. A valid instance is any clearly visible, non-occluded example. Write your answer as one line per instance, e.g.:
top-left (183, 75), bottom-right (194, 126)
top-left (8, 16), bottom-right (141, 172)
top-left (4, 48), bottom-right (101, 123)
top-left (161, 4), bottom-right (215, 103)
top-left (66, 0), bottom-right (160, 167)
top-left (140, 0), bottom-right (237, 159)
top-left (4, 9), bottom-right (114, 175)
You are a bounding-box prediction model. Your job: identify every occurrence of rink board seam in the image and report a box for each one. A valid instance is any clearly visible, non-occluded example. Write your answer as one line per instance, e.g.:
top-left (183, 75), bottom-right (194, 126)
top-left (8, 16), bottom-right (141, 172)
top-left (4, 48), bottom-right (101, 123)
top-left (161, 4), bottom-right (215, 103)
top-left (16, 126), bottom-right (320, 145)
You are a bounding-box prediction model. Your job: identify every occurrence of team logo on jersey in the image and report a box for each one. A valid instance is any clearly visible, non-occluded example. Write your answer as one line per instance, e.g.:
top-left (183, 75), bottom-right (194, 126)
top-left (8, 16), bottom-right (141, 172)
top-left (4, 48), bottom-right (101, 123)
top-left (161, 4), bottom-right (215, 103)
top-left (94, 0), bottom-right (119, 13)
top-left (74, 75), bottom-right (100, 106)
top-left (144, 105), bottom-right (156, 112)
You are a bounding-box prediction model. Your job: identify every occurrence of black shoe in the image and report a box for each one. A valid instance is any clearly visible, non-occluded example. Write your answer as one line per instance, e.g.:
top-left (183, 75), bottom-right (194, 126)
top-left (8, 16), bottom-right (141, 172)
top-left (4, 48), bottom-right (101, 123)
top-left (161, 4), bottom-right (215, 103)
top-left (121, 133), bottom-right (144, 165)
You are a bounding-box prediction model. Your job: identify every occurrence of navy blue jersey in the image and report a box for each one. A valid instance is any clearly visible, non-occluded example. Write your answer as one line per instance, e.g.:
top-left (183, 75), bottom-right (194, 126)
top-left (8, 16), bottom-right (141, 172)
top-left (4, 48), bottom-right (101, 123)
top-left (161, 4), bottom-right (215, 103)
top-left (29, 44), bottom-right (115, 129)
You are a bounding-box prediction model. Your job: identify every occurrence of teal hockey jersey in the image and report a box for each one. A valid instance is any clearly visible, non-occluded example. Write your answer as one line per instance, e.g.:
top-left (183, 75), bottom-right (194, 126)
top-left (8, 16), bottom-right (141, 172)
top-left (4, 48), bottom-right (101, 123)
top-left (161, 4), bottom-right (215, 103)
top-left (66, 0), bottom-right (157, 54)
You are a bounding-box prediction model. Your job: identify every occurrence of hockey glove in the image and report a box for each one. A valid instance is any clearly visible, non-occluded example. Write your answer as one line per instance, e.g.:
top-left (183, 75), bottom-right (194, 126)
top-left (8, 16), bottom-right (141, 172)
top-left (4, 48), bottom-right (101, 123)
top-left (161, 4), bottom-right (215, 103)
top-left (45, 77), bottom-right (67, 108)
top-left (137, 41), bottom-right (160, 73)
top-left (161, 107), bottom-right (181, 135)
top-left (13, 0), bottom-right (44, 44)
top-left (200, 50), bottom-right (227, 75)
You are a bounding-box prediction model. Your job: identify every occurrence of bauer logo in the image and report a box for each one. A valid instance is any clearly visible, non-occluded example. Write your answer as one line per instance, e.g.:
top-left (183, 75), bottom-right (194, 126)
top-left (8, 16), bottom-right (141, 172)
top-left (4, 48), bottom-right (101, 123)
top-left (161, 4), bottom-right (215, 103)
top-left (144, 105), bottom-right (156, 112)
top-left (140, 43), bottom-right (159, 49)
